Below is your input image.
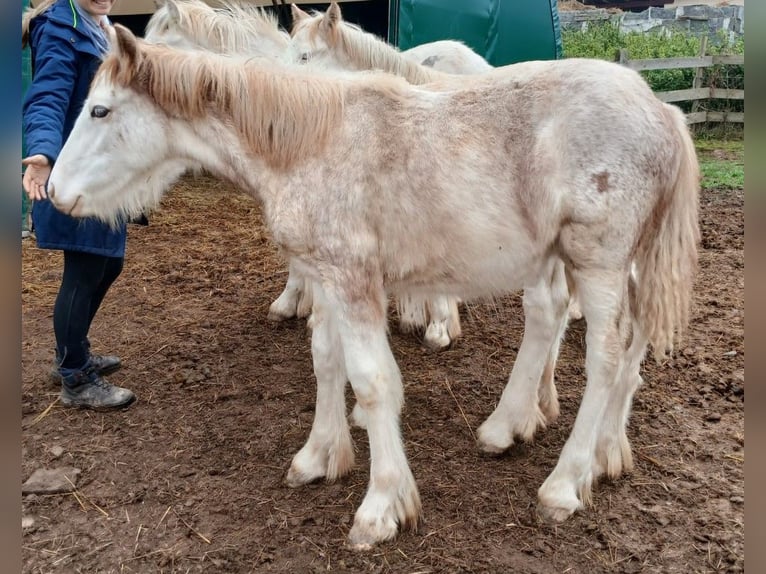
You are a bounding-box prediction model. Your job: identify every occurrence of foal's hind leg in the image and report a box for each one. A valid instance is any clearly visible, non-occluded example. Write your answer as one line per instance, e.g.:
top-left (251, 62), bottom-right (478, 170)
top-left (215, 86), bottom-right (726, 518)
top-left (268, 259), bottom-right (311, 321)
top-left (477, 258), bottom-right (570, 453)
top-left (593, 277), bottom-right (648, 481)
top-left (423, 295), bottom-right (462, 350)
top-left (286, 283), bottom-right (354, 486)
top-left (536, 261), bottom-right (572, 424)
top-left (537, 269), bottom-right (631, 522)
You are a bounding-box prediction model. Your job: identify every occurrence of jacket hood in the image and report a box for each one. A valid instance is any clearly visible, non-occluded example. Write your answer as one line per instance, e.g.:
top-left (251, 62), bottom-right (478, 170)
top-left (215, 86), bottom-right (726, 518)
top-left (34, 0), bottom-right (109, 46)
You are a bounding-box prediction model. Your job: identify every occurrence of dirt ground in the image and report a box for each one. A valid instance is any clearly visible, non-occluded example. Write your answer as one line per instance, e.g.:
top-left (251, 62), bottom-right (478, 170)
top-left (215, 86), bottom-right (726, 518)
top-left (21, 174), bottom-right (744, 573)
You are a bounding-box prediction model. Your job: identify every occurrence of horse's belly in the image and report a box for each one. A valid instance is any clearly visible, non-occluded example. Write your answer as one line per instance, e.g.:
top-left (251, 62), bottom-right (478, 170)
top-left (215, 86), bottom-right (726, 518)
top-left (388, 245), bottom-right (541, 300)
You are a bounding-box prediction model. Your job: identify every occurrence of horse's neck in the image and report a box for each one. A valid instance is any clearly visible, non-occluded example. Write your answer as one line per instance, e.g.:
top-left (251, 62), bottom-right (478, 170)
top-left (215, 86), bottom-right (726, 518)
top-left (172, 115), bottom-right (270, 202)
top-left (239, 35), bottom-right (285, 60)
top-left (340, 25), bottom-right (445, 85)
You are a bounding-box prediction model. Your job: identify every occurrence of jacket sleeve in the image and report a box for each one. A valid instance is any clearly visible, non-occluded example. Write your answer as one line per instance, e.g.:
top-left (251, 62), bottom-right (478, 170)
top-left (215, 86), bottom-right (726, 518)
top-left (22, 22), bottom-right (79, 165)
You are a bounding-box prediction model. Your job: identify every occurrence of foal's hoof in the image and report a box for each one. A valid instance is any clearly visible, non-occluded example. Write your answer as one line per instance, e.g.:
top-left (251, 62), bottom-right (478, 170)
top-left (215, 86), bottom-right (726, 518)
top-left (476, 423), bottom-right (513, 455)
top-left (537, 482), bottom-right (582, 523)
top-left (267, 304), bottom-right (294, 322)
top-left (536, 502), bottom-right (578, 524)
top-left (423, 326), bottom-right (452, 351)
top-left (348, 516), bottom-right (399, 551)
top-left (285, 450), bottom-right (326, 487)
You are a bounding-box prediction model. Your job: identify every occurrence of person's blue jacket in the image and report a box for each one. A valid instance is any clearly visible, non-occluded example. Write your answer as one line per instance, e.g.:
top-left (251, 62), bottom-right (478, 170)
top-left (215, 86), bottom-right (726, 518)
top-left (23, 0), bottom-right (127, 257)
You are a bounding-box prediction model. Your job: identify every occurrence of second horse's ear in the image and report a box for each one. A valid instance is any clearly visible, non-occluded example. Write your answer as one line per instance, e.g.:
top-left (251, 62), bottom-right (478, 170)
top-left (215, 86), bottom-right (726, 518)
top-left (165, 0), bottom-right (181, 23)
top-left (291, 4), bottom-right (310, 23)
top-left (325, 2), bottom-right (342, 27)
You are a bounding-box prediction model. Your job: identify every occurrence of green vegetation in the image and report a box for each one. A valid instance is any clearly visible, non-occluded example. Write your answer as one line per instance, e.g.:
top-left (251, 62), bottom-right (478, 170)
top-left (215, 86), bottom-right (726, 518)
top-left (696, 139), bottom-right (744, 190)
top-left (562, 24), bottom-right (744, 98)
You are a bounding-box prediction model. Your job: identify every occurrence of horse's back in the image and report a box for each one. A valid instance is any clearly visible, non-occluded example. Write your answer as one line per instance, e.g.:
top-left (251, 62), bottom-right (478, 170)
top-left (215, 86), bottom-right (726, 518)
top-left (403, 40), bottom-right (493, 74)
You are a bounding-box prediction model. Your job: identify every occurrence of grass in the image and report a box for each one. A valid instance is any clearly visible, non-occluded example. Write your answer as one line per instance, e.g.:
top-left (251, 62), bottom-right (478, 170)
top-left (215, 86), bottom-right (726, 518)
top-left (695, 138), bottom-right (744, 190)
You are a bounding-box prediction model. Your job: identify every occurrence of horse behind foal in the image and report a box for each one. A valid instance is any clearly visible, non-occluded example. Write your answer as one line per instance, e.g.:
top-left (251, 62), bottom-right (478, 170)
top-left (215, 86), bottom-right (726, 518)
top-left (48, 26), bottom-right (699, 549)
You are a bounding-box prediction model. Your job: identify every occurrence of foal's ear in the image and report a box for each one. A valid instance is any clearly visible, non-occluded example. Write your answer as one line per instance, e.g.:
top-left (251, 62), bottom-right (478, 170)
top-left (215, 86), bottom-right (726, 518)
top-left (112, 24), bottom-right (142, 82)
top-left (153, 0), bottom-right (166, 8)
top-left (290, 3), bottom-right (310, 23)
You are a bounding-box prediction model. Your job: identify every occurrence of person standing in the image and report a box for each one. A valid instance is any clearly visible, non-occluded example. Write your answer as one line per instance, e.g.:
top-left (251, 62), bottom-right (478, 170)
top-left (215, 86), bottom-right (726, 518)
top-left (22, 0), bottom-right (135, 410)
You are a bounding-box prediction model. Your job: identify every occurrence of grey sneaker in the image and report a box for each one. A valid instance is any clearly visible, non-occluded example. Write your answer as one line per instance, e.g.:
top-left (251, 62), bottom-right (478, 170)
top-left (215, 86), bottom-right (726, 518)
top-left (60, 364), bottom-right (135, 411)
top-left (50, 354), bottom-right (122, 385)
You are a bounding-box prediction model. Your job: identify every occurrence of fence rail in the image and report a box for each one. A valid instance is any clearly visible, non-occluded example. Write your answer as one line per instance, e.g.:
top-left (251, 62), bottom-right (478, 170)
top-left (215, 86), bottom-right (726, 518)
top-left (618, 44), bottom-right (744, 125)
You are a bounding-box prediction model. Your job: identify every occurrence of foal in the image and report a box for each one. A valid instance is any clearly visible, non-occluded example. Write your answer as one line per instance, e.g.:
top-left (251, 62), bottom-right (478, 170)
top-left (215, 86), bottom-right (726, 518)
top-left (48, 26), bottom-right (699, 549)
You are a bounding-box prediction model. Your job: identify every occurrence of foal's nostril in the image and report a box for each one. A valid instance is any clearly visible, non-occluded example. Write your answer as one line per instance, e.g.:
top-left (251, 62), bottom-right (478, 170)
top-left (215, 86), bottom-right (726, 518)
top-left (48, 182), bottom-right (55, 199)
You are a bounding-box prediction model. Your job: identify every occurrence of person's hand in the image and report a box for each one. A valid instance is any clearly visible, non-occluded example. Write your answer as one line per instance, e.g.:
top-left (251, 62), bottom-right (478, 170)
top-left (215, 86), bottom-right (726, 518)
top-left (22, 154), bottom-right (51, 201)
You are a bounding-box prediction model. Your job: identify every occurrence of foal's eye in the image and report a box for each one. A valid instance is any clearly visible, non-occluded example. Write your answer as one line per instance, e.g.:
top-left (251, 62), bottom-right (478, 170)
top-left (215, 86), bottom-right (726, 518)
top-left (91, 105), bottom-right (110, 119)
top-left (300, 52), bottom-right (310, 63)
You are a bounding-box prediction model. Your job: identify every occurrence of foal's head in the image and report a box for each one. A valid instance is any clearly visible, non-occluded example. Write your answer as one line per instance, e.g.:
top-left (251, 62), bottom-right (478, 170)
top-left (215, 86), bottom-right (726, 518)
top-left (48, 24), bottom-right (346, 224)
top-left (48, 25), bottom-right (198, 224)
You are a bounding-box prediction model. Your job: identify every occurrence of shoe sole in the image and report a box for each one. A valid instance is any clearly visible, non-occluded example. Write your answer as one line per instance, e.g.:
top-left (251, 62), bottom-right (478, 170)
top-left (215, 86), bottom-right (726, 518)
top-left (59, 394), bottom-right (136, 411)
top-left (50, 364), bottom-right (123, 386)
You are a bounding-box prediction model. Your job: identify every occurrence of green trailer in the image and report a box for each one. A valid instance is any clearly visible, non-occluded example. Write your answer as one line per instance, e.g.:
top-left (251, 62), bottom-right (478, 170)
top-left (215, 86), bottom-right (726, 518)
top-left (388, 0), bottom-right (562, 66)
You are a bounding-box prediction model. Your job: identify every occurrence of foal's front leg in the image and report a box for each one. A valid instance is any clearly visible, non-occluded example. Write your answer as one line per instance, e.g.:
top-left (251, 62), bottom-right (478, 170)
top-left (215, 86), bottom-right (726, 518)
top-left (286, 283), bottom-right (354, 486)
top-left (331, 287), bottom-right (421, 549)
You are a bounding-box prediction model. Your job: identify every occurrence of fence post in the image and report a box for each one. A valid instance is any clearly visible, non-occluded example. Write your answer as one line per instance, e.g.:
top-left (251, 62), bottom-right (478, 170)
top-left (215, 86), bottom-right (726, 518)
top-left (690, 35), bottom-right (708, 120)
top-left (618, 48), bottom-right (629, 65)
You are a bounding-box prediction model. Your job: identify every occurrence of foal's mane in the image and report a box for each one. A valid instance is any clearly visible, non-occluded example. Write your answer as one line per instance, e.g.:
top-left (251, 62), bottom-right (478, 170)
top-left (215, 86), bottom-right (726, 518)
top-left (295, 13), bottom-right (449, 86)
top-left (146, 0), bottom-right (289, 55)
top-left (103, 38), bottom-right (345, 169)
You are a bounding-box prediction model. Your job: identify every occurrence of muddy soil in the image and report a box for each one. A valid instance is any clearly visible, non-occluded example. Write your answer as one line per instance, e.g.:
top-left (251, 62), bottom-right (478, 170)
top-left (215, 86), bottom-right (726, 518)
top-left (22, 176), bottom-right (744, 573)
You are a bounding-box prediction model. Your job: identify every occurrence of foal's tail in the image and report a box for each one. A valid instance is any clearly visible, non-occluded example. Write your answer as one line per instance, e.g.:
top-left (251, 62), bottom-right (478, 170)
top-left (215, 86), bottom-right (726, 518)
top-left (634, 104), bottom-right (700, 360)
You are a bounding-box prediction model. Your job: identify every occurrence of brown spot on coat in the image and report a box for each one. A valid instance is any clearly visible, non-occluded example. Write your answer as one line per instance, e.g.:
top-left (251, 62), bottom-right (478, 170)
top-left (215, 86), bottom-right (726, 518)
top-left (593, 171), bottom-right (610, 193)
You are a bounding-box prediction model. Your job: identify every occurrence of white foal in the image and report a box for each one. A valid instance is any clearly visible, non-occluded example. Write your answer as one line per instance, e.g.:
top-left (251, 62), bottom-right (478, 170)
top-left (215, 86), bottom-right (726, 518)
top-left (47, 27), bottom-right (699, 548)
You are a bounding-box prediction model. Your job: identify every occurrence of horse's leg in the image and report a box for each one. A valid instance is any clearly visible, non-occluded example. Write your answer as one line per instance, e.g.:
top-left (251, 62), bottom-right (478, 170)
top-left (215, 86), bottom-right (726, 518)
top-left (268, 259), bottom-right (308, 321)
top-left (593, 275), bottom-right (648, 481)
top-left (537, 269), bottom-right (630, 522)
top-left (477, 258), bottom-right (569, 453)
top-left (296, 273), bottom-right (314, 319)
top-left (537, 261), bottom-right (572, 424)
top-left (396, 293), bottom-right (427, 334)
top-left (329, 284), bottom-right (420, 549)
top-left (423, 295), bottom-right (462, 350)
top-left (567, 279), bottom-right (583, 321)
top-left (286, 282), bottom-right (354, 486)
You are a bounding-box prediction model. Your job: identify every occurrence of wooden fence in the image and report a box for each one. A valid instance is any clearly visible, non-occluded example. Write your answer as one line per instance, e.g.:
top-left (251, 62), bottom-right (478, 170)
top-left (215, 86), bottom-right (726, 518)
top-left (618, 38), bottom-right (744, 125)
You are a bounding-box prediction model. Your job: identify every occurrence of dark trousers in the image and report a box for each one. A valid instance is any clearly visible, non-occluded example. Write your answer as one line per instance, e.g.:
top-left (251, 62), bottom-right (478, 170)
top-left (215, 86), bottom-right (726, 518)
top-left (54, 250), bottom-right (124, 370)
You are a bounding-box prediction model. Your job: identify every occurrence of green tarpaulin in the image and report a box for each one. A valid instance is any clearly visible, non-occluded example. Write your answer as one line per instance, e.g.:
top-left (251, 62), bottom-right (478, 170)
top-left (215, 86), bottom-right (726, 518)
top-left (389, 0), bottom-right (562, 67)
